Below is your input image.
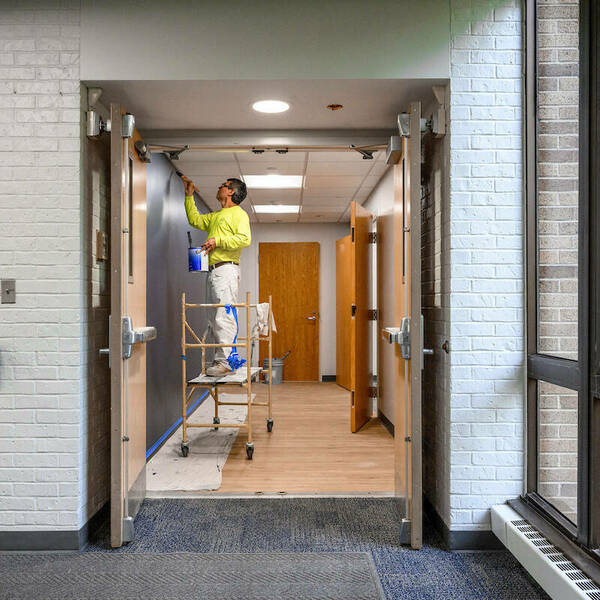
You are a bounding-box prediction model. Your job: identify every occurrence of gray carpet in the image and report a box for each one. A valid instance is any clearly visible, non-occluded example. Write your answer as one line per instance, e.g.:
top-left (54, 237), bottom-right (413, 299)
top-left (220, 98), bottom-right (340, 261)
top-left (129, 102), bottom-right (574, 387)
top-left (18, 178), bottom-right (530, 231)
top-left (0, 551), bottom-right (384, 600)
top-left (82, 498), bottom-right (549, 599)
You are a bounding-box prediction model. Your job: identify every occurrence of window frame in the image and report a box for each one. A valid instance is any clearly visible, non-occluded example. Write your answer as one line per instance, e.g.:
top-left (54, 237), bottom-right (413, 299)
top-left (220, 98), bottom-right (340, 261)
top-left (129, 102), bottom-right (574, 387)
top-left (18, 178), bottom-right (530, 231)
top-left (524, 0), bottom-right (594, 555)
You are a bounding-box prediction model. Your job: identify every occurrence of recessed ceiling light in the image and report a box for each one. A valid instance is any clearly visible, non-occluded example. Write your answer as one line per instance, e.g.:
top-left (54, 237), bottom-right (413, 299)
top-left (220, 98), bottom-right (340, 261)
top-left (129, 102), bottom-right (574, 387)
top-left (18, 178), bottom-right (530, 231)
top-left (244, 175), bottom-right (303, 189)
top-left (252, 100), bottom-right (290, 113)
top-left (253, 205), bottom-right (300, 214)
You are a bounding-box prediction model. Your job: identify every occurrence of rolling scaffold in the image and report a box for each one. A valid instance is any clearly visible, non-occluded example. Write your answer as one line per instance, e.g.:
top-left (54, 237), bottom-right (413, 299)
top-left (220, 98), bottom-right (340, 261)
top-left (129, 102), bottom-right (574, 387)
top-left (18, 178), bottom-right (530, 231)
top-left (180, 291), bottom-right (273, 460)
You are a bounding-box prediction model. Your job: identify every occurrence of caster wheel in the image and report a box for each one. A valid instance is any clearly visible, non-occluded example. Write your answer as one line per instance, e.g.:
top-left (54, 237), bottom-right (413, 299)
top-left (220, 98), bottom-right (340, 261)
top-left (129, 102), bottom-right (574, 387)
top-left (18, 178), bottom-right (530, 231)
top-left (267, 418), bottom-right (273, 433)
top-left (245, 443), bottom-right (254, 460)
top-left (213, 417), bottom-right (220, 431)
top-left (181, 443), bottom-right (189, 457)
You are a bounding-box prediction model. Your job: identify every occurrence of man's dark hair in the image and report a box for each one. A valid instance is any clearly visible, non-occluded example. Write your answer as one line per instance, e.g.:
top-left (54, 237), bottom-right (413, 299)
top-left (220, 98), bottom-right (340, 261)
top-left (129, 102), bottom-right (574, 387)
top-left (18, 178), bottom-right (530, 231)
top-left (228, 178), bottom-right (247, 205)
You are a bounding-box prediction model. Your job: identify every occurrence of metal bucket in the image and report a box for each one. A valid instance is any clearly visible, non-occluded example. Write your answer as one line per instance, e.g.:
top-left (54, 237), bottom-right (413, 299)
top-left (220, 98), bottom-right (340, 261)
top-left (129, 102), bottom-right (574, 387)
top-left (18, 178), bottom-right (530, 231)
top-left (263, 358), bottom-right (284, 384)
top-left (188, 247), bottom-right (208, 272)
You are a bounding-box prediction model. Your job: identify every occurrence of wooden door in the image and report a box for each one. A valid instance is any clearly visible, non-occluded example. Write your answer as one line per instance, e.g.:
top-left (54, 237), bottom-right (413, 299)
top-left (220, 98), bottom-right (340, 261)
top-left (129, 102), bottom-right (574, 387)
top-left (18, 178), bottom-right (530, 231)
top-left (379, 103), bottom-right (423, 549)
top-left (109, 105), bottom-right (151, 547)
top-left (350, 202), bottom-right (373, 432)
top-left (336, 235), bottom-right (351, 390)
top-left (259, 242), bottom-right (319, 381)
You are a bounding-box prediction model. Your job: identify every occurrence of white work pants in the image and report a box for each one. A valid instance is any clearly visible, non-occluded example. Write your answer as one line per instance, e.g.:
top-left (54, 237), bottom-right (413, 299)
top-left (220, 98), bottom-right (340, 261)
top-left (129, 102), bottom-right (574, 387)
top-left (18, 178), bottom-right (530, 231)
top-left (207, 263), bottom-right (240, 366)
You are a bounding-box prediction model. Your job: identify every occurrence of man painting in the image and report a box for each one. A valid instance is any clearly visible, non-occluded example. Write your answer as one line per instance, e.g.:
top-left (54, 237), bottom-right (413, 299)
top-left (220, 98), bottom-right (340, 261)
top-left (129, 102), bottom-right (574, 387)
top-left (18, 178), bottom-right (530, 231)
top-left (182, 176), bottom-right (251, 376)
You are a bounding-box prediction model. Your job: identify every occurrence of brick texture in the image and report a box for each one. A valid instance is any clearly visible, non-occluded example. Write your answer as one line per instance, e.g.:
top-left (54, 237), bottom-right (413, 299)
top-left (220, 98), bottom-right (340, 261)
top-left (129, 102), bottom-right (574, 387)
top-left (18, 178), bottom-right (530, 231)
top-left (0, 1), bottom-right (104, 532)
top-left (535, 0), bottom-right (579, 525)
top-left (447, 0), bottom-right (525, 531)
top-left (422, 101), bottom-right (451, 529)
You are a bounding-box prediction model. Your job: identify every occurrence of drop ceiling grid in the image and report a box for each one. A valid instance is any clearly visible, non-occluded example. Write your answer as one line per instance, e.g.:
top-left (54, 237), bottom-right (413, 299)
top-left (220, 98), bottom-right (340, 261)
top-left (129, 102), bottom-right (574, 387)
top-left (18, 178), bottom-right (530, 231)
top-left (174, 149), bottom-right (387, 223)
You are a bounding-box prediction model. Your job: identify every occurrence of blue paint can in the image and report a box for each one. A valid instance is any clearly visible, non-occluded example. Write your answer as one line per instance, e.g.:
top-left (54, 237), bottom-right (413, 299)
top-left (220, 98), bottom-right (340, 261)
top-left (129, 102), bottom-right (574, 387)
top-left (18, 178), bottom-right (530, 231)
top-left (188, 247), bottom-right (208, 272)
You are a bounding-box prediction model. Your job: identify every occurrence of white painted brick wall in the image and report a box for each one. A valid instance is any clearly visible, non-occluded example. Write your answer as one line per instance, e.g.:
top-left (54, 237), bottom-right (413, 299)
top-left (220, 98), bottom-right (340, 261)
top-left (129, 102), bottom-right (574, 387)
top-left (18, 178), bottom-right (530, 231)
top-left (448, 0), bottom-right (524, 531)
top-left (0, 1), bottom-right (83, 531)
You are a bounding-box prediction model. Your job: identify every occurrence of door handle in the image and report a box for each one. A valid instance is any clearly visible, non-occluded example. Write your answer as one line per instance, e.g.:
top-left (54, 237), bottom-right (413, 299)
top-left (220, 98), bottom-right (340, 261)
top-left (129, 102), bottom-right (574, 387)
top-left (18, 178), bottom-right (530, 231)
top-left (305, 312), bottom-right (318, 321)
top-left (122, 317), bottom-right (157, 358)
top-left (99, 316), bottom-right (158, 363)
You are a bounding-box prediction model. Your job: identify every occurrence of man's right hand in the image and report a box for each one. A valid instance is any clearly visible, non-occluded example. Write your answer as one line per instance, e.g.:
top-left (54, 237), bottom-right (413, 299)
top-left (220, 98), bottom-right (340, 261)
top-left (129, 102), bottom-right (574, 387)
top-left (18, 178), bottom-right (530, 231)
top-left (181, 175), bottom-right (195, 196)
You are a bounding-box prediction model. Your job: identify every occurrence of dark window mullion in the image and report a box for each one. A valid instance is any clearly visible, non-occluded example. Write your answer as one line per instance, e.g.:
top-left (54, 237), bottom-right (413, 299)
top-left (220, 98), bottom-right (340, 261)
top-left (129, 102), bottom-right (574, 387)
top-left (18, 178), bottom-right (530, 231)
top-left (528, 354), bottom-right (581, 391)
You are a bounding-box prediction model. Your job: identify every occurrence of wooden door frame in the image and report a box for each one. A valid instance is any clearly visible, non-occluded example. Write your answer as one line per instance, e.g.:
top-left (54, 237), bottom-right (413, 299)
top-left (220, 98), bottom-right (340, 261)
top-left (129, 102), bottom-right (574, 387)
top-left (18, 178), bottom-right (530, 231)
top-left (109, 103), bottom-right (125, 548)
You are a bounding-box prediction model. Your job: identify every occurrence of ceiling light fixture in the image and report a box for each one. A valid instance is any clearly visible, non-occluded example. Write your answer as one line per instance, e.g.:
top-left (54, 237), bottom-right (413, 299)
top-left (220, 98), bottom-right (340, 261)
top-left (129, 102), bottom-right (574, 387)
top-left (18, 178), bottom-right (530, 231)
top-left (252, 100), bottom-right (290, 113)
top-left (244, 174), bottom-right (303, 189)
top-left (327, 103), bottom-right (343, 110)
top-left (253, 205), bottom-right (300, 214)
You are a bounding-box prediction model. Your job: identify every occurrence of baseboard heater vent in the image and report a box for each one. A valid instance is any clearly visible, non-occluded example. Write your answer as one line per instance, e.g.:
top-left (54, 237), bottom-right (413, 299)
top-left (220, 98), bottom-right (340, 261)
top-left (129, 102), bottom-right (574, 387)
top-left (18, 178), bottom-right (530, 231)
top-left (491, 505), bottom-right (600, 600)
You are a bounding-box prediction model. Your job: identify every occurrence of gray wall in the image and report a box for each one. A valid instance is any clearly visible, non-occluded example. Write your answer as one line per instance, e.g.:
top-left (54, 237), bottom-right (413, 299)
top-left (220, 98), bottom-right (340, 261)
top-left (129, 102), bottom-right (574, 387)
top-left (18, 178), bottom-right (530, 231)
top-left (80, 0), bottom-right (450, 81)
top-left (146, 155), bottom-right (211, 452)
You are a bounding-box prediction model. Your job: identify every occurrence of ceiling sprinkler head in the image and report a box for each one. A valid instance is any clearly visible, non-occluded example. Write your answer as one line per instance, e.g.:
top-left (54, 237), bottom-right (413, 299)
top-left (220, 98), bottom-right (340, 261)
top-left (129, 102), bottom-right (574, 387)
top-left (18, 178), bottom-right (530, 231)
top-left (327, 104), bottom-right (343, 111)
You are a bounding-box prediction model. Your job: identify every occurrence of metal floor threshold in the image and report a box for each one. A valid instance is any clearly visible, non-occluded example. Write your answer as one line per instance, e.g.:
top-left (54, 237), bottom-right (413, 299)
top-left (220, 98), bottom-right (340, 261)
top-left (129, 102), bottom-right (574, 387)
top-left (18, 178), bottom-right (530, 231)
top-left (146, 490), bottom-right (396, 499)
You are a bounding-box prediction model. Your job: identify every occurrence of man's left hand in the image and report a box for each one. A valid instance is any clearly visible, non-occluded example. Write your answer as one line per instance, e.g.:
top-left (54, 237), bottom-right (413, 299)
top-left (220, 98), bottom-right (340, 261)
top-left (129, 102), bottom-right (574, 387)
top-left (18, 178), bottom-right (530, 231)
top-left (201, 238), bottom-right (217, 253)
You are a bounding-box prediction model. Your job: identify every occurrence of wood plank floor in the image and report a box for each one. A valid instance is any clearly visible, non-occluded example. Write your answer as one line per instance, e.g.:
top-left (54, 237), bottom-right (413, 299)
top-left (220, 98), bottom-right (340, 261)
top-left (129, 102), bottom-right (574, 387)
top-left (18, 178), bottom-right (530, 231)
top-left (218, 382), bottom-right (395, 493)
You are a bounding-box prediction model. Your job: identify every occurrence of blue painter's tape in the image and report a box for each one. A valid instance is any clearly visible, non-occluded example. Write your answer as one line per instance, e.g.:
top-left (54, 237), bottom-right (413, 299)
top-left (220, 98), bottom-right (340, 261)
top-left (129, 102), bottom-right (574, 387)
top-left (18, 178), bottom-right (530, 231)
top-left (146, 389), bottom-right (209, 461)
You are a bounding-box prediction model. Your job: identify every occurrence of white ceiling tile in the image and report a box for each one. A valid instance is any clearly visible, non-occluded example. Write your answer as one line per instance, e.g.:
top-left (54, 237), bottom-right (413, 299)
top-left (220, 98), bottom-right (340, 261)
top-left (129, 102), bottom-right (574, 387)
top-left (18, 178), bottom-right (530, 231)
top-left (301, 197), bottom-right (349, 208)
top-left (305, 175), bottom-right (364, 189)
top-left (305, 161), bottom-right (372, 176)
top-left (239, 162), bottom-right (306, 176)
top-left (256, 213), bottom-right (299, 224)
top-left (249, 189), bottom-right (301, 204)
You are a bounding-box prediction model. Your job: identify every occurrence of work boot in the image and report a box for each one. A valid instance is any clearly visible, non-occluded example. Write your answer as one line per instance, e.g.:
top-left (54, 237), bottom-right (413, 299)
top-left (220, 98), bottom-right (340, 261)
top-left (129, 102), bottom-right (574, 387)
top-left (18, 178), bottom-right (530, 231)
top-left (206, 362), bottom-right (232, 377)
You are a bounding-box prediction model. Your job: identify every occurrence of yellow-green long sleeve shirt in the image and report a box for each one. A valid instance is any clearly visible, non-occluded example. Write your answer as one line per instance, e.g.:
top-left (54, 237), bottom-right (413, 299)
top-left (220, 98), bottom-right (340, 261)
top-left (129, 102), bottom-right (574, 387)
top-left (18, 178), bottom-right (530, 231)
top-left (185, 196), bottom-right (251, 265)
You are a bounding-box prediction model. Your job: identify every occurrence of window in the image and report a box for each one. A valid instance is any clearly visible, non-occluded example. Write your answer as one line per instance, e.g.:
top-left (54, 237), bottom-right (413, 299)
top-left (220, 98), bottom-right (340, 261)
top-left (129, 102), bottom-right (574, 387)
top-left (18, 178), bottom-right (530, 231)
top-left (525, 0), bottom-right (599, 563)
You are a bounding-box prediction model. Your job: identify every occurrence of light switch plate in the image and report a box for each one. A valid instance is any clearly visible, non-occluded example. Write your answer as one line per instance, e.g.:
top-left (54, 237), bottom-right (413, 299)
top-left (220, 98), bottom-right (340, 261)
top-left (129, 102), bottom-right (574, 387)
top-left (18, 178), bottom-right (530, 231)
top-left (1, 279), bottom-right (15, 304)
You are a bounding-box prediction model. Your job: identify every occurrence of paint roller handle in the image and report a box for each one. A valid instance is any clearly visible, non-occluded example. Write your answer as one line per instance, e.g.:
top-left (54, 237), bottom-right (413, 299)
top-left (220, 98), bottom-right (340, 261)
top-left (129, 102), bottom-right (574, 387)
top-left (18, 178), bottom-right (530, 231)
top-left (280, 350), bottom-right (291, 361)
top-left (187, 231), bottom-right (193, 249)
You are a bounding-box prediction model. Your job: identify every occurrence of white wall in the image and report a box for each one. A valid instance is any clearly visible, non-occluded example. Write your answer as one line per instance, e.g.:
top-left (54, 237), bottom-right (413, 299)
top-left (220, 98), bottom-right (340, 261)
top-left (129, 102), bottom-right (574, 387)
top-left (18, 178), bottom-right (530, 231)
top-left (447, 0), bottom-right (524, 535)
top-left (239, 223), bottom-right (349, 378)
top-left (80, 0), bottom-right (450, 81)
top-left (0, 1), bottom-right (85, 536)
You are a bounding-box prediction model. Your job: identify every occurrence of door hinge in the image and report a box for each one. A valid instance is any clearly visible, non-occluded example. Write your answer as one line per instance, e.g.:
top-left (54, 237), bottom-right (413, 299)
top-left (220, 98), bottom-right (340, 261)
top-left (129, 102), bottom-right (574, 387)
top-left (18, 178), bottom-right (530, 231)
top-left (351, 304), bottom-right (357, 317)
top-left (405, 436), bottom-right (411, 442)
top-left (351, 226), bottom-right (355, 242)
top-left (122, 113), bottom-right (135, 138)
top-left (351, 390), bottom-right (355, 407)
top-left (368, 232), bottom-right (377, 243)
top-left (368, 309), bottom-right (378, 321)
top-left (368, 386), bottom-right (377, 398)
